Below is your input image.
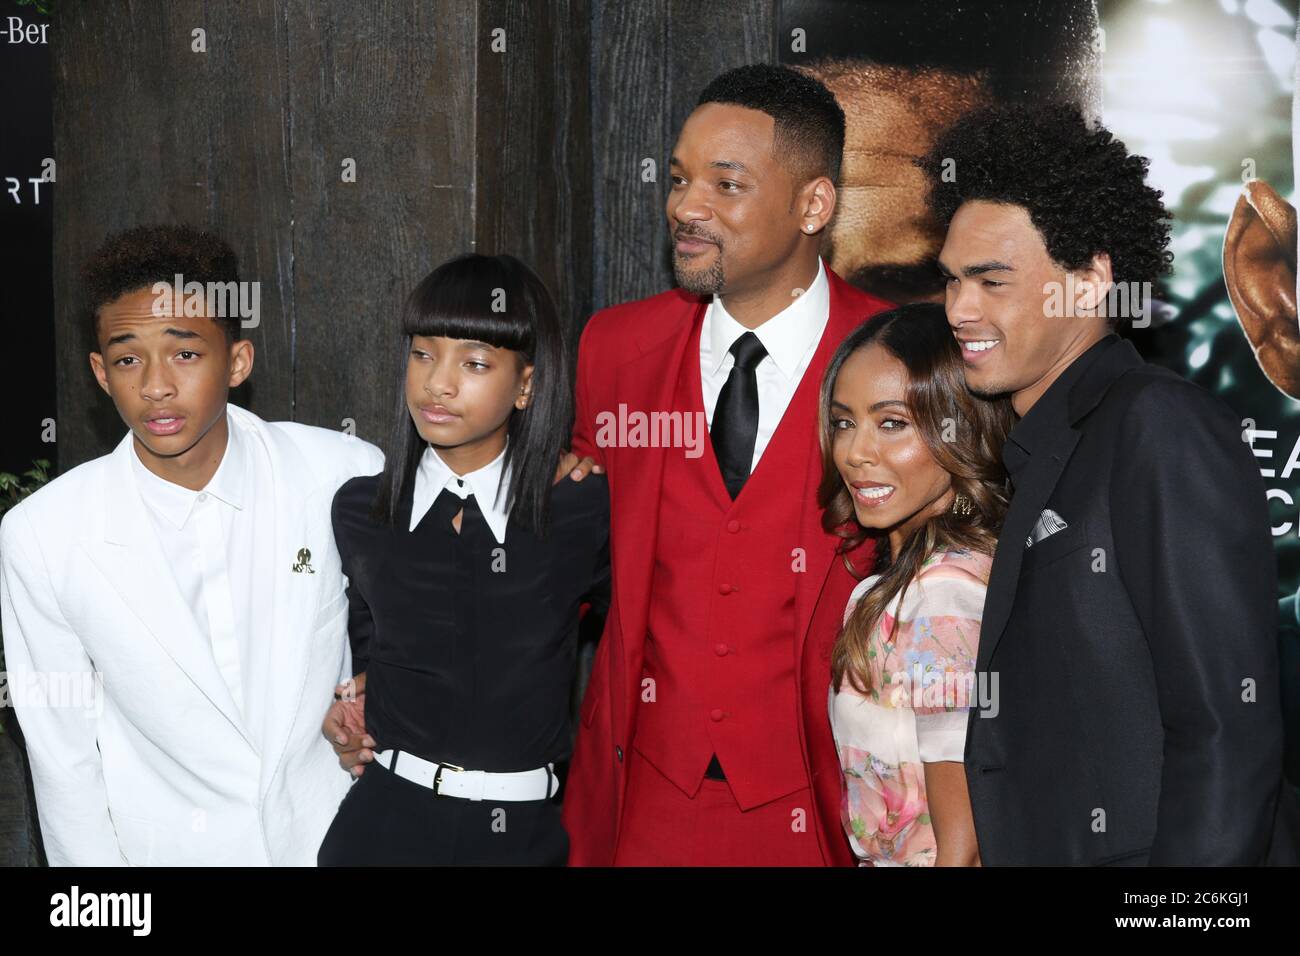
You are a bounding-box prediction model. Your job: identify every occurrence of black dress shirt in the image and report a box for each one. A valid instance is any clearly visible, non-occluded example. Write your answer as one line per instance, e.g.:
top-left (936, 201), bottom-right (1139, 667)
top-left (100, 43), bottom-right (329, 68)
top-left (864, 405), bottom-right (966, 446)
top-left (1001, 333), bottom-right (1117, 484)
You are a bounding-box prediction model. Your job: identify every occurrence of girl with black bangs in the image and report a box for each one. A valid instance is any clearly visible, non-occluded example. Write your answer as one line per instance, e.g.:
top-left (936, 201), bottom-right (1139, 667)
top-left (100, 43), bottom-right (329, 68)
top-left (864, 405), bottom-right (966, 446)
top-left (317, 253), bottom-right (610, 866)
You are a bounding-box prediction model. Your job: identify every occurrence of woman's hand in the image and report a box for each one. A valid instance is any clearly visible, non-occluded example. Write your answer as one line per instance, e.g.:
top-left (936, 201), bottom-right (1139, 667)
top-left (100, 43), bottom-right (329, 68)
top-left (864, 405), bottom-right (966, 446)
top-left (322, 672), bottom-right (374, 777)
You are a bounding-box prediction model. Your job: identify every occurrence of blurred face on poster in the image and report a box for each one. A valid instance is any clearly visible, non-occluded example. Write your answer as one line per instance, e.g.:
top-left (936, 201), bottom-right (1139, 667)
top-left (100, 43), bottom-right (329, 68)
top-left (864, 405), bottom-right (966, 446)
top-left (800, 60), bottom-right (991, 303)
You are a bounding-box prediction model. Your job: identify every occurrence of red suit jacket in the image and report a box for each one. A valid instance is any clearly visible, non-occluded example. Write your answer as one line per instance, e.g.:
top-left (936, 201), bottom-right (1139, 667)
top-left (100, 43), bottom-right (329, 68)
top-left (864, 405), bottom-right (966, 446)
top-left (564, 264), bottom-right (890, 865)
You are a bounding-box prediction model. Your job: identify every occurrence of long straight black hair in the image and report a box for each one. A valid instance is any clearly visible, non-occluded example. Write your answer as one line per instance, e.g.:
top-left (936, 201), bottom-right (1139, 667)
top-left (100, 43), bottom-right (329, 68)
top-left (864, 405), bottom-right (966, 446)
top-left (370, 253), bottom-right (572, 537)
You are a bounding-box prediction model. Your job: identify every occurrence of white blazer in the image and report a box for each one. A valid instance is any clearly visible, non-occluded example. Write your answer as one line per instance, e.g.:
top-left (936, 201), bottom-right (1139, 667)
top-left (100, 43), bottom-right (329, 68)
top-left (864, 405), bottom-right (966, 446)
top-left (0, 404), bottom-right (383, 865)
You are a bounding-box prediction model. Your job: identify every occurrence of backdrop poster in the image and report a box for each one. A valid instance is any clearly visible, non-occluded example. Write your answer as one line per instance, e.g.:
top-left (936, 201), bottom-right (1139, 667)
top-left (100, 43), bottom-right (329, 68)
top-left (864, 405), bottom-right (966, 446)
top-left (782, 0), bottom-right (1300, 784)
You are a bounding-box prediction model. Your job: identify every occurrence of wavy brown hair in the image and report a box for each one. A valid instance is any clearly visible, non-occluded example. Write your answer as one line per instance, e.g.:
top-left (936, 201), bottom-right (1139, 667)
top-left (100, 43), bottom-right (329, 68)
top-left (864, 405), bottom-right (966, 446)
top-left (818, 303), bottom-right (1014, 695)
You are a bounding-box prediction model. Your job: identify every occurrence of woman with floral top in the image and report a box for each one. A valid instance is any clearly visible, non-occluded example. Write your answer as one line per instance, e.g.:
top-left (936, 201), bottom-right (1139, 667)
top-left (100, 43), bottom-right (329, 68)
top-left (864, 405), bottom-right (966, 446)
top-left (817, 303), bottom-right (1014, 866)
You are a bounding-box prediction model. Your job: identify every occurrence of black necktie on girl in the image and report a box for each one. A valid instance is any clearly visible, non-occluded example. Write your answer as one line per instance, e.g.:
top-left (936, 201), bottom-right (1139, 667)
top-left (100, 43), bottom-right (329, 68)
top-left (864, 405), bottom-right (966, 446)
top-left (710, 331), bottom-right (769, 500)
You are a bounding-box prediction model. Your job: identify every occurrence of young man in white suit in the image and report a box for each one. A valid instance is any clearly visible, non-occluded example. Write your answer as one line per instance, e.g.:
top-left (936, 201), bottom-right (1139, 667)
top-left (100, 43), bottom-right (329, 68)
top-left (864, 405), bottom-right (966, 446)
top-left (0, 225), bottom-right (382, 865)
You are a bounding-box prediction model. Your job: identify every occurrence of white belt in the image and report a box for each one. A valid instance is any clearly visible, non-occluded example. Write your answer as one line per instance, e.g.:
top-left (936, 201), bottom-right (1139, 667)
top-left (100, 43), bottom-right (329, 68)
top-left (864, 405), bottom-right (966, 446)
top-left (373, 750), bottom-right (558, 802)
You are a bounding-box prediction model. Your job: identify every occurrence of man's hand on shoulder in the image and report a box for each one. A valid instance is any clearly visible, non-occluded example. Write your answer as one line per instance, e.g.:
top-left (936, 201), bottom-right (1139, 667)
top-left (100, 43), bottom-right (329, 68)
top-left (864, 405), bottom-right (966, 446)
top-left (555, 451), bottom-right (604, 485)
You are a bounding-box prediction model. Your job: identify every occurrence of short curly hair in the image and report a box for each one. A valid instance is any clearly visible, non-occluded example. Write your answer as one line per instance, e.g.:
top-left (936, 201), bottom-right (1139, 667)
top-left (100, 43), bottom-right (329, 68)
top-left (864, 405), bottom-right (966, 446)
top-left (84, 224), bottom-right (241, 342)
top-left (698, 63), bottom-right (846, 186)
top-left (918, 102), bottom-right (1173, 319)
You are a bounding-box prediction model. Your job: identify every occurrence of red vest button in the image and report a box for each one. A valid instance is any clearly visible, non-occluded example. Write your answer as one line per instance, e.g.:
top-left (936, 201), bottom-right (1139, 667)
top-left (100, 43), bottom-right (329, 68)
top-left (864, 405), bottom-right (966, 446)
top-left (718, 583), bottom-right (732, 595)
top-left (713, 643), bottom-right (728, 657)
top-left (726, 519), bottom-right (741, 533)
top-left (710, 709), bottom-right (725, 722)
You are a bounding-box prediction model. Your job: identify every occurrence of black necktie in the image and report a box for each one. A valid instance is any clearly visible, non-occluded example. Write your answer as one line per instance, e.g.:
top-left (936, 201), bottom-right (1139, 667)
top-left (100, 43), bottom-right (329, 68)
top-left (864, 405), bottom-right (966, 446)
top-left (711, 331), bottom-right (768, 499)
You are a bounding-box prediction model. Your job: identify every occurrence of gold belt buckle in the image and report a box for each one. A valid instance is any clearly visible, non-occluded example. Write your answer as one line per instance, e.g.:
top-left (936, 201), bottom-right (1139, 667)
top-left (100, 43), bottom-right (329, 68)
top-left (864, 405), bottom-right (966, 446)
top-left (432, 761), bottom-right (465, 797)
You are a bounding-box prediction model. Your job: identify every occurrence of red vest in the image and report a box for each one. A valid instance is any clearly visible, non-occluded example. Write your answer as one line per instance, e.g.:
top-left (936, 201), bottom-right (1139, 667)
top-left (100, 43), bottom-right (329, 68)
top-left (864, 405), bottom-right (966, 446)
top-left (634, 312), bottom-right (831, 810)
top-left (562, 266), bottom-right (892, 865)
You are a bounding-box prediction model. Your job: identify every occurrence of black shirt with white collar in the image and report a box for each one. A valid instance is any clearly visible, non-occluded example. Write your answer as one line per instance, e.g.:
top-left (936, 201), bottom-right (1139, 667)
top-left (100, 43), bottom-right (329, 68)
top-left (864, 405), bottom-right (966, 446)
top-left (330, 470), bottom-right (610, 773)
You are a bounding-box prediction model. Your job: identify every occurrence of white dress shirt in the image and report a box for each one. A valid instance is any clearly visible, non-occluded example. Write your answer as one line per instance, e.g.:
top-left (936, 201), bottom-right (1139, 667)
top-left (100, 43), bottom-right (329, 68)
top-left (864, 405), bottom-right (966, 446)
top-left (700, 257), bottom-right (831, 470)
top-left (409, 441), bottom-right (513, 544)
top-left (130, 409), bottom-right (272, 745)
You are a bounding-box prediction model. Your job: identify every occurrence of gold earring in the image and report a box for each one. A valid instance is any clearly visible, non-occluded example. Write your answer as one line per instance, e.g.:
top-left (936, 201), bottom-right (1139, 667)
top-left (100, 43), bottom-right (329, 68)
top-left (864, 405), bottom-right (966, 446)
top-left (951, 492), bottom-right (973, 517)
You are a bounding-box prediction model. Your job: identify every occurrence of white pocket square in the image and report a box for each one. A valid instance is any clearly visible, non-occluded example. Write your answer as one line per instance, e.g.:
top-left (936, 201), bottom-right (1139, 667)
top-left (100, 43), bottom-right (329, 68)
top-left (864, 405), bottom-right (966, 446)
top-left (1025, 508), bottom-right (1069, 549)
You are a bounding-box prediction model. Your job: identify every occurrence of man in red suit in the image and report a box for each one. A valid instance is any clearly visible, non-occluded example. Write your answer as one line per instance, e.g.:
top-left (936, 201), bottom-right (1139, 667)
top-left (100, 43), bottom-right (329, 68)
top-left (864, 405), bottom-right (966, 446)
top-left (563, 64), bottom-right (891, 866)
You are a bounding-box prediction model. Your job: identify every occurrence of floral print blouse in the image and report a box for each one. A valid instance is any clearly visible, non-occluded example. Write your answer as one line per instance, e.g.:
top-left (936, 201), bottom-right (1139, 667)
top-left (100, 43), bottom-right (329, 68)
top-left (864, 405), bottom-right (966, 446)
top-left (828, 547), bottom-right (993, 867)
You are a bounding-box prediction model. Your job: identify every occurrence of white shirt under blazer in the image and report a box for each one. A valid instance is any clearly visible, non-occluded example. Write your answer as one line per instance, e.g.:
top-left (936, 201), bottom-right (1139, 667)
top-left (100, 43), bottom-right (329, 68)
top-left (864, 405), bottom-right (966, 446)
top-left (699, 256), bottom-right (830, 471)
top-left (0, 403), bottom-right (383, 865)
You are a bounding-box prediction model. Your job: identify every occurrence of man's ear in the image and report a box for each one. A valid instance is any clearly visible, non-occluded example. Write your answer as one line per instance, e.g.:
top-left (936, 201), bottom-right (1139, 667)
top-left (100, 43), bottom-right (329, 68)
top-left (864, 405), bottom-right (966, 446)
top-left (228, 338), bottom-right (255, 389)
top-left (88, 351), bottom-right (111, 396)
top-left (1070, 253), bottom-right (1114, 316)
top-left (798, 176), bottom-right (837, 236)
top-left (1224, 178), bottom-right (1300, 399)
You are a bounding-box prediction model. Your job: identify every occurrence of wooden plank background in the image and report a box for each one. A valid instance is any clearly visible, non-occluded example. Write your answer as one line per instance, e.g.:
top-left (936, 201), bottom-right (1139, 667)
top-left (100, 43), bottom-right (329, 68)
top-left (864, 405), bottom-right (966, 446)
top-left (52, 0), bottom-right (296, 465)
top-left (589, 0), bottom-right (774, 310)
top-left (476, 0), bottom-right (593, 341)
top-left (284, 0), bottom-right (478, 443)
top-left (35, 0), bottom-right (781, 866)
top-left (51, 0), bottom-right (772, 465)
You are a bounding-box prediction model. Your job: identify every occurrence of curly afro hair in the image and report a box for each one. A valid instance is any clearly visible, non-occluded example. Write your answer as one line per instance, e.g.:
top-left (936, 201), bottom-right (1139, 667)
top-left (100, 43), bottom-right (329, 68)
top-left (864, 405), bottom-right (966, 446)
top-left (84, 224), bottom-right (241, 343)
top-left (918, 102), bottom-right (1173, 319)
top-left (698, 63), bottom-right (846, 186)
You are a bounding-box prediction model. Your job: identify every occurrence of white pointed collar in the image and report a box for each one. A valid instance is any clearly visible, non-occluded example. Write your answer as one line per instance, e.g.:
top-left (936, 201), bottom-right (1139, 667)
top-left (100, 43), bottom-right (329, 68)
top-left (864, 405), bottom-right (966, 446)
top-left (409, 440), bottom-right (512, 543)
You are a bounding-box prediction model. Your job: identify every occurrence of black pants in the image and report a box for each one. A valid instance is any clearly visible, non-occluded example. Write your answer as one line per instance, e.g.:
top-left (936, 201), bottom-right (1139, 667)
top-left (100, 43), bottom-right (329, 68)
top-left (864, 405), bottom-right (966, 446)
top-left (317, 760), bottom-right (569, 866)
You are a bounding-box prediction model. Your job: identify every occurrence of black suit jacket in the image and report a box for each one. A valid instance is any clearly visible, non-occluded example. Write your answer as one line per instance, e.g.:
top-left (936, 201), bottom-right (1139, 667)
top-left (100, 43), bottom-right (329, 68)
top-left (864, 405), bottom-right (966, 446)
top-left (966, 334), bottom-right (1286, 865)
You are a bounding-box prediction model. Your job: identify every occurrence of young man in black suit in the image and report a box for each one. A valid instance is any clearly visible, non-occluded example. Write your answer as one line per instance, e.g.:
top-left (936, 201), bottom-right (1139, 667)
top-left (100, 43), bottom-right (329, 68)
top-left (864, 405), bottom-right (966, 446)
top-left (921, 103), bottom-right (1289, 865)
